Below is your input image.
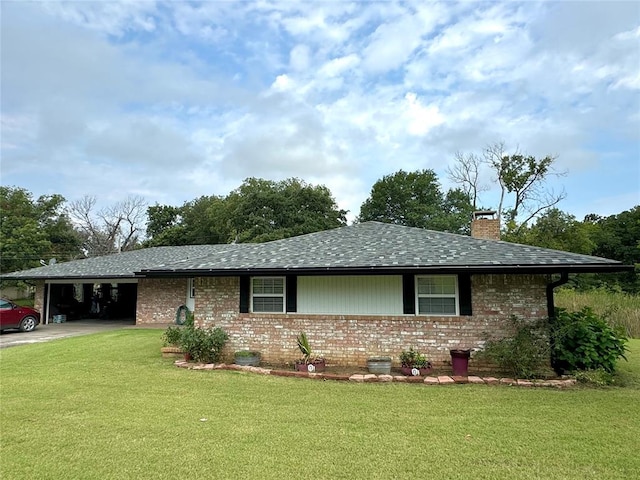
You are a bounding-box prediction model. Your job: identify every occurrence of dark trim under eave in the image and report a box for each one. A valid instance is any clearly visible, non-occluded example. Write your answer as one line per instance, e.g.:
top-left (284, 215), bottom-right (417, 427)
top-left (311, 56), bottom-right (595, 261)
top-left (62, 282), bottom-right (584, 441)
top-left (0, 275), bottom-right (139, 281)
top-left (135, 263), bottom-right (633, 278)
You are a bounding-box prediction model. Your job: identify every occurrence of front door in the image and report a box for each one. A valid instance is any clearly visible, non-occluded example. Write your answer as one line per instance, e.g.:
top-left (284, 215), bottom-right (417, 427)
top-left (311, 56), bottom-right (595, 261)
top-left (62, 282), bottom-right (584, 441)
top-left (186, 278), bottom-right (195, 312)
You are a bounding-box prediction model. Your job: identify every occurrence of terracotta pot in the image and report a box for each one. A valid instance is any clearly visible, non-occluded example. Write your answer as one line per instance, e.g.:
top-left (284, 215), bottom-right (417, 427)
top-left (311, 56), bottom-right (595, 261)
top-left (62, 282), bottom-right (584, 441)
top-left (295, 360), bottom-right (326, 373)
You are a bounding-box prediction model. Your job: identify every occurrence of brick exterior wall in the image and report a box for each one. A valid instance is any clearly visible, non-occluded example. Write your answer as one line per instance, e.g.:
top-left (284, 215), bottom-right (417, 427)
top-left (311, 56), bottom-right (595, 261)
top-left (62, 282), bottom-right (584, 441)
top-left (471, 218), bottom-right (501, 240)
top-left (136, 277), bottom-right (189, 325)
top-left (193, 274), bottom-right (549, 369)
top-left (33, 281), bottom-right (45, 320)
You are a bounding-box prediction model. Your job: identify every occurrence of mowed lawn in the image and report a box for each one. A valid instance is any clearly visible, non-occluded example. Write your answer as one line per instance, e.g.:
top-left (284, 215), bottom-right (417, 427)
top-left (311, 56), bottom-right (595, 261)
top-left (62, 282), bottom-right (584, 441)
top-left (1, 331), bottom-right (638, 479)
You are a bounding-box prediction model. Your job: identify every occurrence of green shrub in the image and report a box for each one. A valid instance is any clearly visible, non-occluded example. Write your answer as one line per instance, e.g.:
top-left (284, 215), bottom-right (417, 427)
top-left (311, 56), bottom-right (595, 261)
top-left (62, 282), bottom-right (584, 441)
top-left (234, 350), bottom-right (260, 358)
top-left (399, 348), bottom-right (429, 368)
top-left (296, 332), bottom-right (323, 364)
top-left (162, 326), bottom-right (182, 347)
top-left (551, 307), bottom-right (628, 374)
top-left (573, 368), bottom-right (615, 387)
top-left (179, 323), bottom-right (228, 363)
top-left (478, 316), bottom-right (550, 379)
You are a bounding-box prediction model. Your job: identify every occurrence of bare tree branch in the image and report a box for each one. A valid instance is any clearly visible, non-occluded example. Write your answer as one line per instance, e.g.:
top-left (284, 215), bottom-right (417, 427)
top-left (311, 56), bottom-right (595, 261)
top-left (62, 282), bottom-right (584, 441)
top-left (446, 151), bottom-right (487, 209)
top-left (449, 141), bottom-right (568, 233)
top-left (67, 195), bottom-right (147, 256)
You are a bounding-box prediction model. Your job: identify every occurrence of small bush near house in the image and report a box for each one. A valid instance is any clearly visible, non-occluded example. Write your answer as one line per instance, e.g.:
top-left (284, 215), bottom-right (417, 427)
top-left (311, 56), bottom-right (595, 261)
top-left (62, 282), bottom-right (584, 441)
top-left (551, 307), bottom-right (628, 375)
top-left (162, 326), bottom-right (182, 347)
top-left (179, 322), bottom-right (228, 363)
top-left (399, 347), bottom-right (430, 368)
top-left (477, 316), bottom-right (551, 379)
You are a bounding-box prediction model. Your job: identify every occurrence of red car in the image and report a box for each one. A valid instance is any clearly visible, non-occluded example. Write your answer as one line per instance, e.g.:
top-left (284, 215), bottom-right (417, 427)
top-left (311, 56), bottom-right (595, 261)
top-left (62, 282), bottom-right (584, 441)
top-left (0, 299), bottom-right (40, 332)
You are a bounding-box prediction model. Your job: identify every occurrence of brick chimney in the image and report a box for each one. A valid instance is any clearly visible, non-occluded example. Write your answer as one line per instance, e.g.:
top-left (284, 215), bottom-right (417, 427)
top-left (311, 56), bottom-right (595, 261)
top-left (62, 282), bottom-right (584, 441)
top-left (471, 210), bottom-right (500, 240)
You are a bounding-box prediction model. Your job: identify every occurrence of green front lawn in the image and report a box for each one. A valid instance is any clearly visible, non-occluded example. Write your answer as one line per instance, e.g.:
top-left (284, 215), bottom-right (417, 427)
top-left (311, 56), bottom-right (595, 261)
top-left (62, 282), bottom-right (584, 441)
top-left (1, 331), bottom-right (638, 479)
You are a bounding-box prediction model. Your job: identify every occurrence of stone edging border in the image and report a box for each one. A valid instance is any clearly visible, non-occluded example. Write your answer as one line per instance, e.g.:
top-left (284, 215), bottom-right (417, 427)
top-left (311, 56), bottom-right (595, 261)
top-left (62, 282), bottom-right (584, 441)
top-left (174, 360), bottom-right (577, 388)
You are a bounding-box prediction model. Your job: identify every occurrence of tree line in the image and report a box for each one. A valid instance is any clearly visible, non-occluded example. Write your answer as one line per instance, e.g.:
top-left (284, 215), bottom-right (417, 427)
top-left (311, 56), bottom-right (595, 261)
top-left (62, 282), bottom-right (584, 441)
top-left (1, 144), bottom-right (637, 292)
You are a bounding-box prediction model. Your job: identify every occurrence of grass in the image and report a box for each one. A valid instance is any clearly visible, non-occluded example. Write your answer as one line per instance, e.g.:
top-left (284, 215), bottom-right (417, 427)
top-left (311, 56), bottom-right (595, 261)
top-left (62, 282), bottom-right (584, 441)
top-left (555, 289), bottom-right (640, 338)
top-left (8, 298), bottom-right (34, 307)
top-left (1, 331), bottom-right (639, 479)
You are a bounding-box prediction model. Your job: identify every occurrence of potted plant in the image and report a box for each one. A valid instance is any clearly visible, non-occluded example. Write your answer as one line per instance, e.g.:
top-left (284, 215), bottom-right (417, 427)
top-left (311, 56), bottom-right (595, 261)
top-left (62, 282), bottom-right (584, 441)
top-left (399, 347), bottom-right (432, 376)
top-left (295, 332), bottom-right (326, 372)
top-left (234, 350), bottom-right (261, 366)
top-left (160, 325), bottom-right (185, 358)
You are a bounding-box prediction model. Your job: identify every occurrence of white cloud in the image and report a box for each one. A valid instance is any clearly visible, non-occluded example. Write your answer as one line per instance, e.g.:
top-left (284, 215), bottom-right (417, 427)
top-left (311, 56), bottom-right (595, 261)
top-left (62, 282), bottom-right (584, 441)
top-left (319, 54), bottom-right (360, 78)
top-left (361, 3), bottom-right (444, 73)
top-left (1, 0), bottom-right (638, 224)
top-left (403, 93), bottom-right (444, 136)
top-left (289, 44), bottom-right (312, 71)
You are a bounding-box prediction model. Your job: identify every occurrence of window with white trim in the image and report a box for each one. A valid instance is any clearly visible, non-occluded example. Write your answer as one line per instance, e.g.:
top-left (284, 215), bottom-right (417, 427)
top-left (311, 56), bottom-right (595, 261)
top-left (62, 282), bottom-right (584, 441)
top-left (416, 275), bottom-right (458, 315)
top-left (251, 277), bottom-right (285, 313)
top-left (188, 278), bottom-right (195, 298)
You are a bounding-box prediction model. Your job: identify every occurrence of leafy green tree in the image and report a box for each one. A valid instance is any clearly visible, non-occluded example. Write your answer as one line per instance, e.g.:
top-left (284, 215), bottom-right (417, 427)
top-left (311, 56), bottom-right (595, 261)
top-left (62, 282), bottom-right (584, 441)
top-left (182, 195), bottom-right (231, 244)
top-left (358, 170), bottom-right (474, 233)
top-left (146, 178), bottom-right (346, 245)
top-left (228, 178), bottom-right (347, 243)
top-left (145, 197), bottom-right (231, 247)
top-left (145, 204), bottom-right (189, 246)
top-left (505, 208), bottom-right (595, 255)
top-left (484, 142), bottom-right (566, 231)
top-left (590, 206), bottom-right (640, 266)
top-left (588, 206), bottom-right (640, 293)
top-left (440, 188), bottom-right (476, 235)
top-left (0, 187), bottom-right (81, 273)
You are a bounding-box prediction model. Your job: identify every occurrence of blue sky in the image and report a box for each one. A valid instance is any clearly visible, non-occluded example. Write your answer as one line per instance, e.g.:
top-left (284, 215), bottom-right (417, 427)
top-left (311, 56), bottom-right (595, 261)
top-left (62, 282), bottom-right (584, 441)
top-left (1, 1), bottom-right (639, 225)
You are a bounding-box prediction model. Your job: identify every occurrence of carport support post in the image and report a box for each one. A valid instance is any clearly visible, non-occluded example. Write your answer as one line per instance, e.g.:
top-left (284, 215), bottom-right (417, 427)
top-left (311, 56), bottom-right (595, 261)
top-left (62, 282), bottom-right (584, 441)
top-left (45, 283), bottom-right (52, 325)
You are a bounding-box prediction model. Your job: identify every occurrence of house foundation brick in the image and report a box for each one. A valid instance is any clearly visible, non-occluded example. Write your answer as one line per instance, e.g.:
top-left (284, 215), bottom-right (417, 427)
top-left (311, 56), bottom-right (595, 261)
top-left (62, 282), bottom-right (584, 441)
top-left (136, 277), bottom-right (189, 325)
top-left (191, 274), bottom-right (550, 368)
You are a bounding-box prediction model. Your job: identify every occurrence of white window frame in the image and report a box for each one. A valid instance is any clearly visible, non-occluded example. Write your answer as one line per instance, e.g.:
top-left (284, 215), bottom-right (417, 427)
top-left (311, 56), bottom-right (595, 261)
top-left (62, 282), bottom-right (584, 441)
top-left (415, 275), bottom-right (459, 316)
top-left (251, 276), bottom-right (286, 313)
top-left (188, 278), bottom-right (195, 299)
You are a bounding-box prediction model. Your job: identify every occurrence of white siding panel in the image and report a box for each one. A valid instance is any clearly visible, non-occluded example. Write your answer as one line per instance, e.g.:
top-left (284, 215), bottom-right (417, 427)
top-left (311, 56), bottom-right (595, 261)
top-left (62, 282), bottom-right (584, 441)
top-left (298, 276), bottom-right (403, 315)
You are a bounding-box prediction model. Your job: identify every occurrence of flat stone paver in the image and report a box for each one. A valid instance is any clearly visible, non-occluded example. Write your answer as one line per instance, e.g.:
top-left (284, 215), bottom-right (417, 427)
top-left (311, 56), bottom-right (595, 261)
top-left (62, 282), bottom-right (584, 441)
top-left (438, 376), bottom-right (455, 384)
top-left (174, 363), bottom-right (578, 389)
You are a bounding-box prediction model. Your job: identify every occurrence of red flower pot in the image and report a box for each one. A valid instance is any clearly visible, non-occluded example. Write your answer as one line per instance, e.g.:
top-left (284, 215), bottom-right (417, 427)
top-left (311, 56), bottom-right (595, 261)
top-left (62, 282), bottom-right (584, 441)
top-left (401, 366), bottom-right (433, 376)
top-left (295, 360), bottom-right (326, 373)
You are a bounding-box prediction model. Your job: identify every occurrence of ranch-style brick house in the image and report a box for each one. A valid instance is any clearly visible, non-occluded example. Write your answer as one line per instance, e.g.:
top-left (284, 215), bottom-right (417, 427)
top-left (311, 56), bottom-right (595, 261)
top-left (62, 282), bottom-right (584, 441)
top-left (3, 215), bottom-right (632, 367)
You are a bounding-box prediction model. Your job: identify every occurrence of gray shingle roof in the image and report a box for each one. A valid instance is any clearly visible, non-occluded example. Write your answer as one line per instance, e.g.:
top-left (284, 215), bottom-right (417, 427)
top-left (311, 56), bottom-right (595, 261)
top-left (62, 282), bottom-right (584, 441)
top-left (140, 222), bottom-right (629, 276)
top-left (3, 222), bottom-right (631, 280)
top-left (1, 245), bottom-right (236, 280)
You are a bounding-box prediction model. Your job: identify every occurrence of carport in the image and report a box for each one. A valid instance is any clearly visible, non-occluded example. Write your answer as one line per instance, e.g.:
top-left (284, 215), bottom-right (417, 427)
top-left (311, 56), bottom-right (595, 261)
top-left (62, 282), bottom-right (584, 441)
top-left (42, 279), bottom-right (138, 324)
top-left (0, 244), bottom-right (226, 327)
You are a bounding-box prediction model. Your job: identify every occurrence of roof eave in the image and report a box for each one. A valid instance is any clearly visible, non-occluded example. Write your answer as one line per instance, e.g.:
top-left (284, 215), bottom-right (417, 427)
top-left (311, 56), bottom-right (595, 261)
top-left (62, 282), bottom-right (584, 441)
top-left (0, 274), bottom-right (137, 281)
top-left (136, 263), bottom-right (634, 277)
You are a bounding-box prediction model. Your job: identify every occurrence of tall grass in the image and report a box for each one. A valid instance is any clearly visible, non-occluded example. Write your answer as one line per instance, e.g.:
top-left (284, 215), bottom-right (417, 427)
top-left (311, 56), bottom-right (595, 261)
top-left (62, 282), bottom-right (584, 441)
top-left (556, 289), bottom-right (640, 338)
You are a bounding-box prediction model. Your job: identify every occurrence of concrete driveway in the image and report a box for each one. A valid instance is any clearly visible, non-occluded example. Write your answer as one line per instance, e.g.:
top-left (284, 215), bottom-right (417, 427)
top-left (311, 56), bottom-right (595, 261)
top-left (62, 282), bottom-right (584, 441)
top-left (0, 319), bottom-right (135, 349)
